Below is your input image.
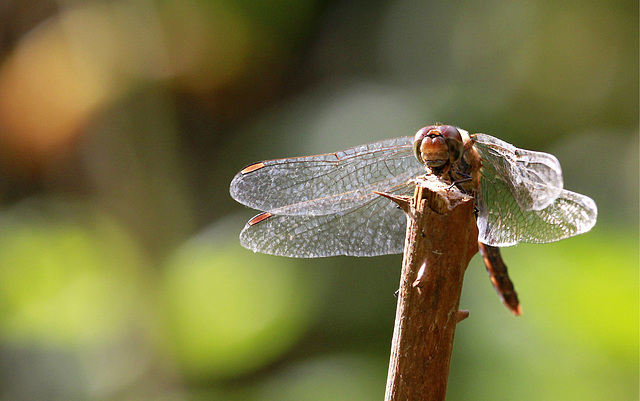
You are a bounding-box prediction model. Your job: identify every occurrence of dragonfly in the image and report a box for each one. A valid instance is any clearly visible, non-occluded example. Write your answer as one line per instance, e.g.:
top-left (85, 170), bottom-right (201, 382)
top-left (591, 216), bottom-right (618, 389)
top-left (229, 125), bottom-right (597, 314)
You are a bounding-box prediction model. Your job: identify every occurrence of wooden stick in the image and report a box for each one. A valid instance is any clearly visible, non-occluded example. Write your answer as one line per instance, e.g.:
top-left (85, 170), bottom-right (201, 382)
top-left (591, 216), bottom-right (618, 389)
top-left (378, 176), bottom-right (478, 401)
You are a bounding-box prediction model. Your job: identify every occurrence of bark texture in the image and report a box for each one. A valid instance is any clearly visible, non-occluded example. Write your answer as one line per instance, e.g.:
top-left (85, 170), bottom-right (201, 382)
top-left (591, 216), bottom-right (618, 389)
top-left (382, 177), bottom-right (478, 401)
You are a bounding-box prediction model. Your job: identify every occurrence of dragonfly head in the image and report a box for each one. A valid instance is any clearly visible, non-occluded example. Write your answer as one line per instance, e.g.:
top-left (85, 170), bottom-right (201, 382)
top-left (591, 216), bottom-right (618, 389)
top-left (413, 125), bottom-right (464, 171)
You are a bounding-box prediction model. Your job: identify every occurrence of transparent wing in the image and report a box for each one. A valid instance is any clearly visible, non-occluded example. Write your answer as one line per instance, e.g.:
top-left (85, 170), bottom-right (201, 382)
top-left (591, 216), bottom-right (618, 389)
top-left (473, 134), bottom-right (563, 211)
top-left (230, 136), bottom-right (423, 216)
top-left (239, 183), bottom-right (415, 257)
top-left (477, 186), bottom-right (598, 246)
top-left (473, 134), bottom-right (596, 246)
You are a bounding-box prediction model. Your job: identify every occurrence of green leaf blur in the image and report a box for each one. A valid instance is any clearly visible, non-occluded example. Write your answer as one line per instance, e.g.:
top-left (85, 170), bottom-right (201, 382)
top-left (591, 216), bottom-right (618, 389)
top-left (161, 220), bottom-right (316, 380)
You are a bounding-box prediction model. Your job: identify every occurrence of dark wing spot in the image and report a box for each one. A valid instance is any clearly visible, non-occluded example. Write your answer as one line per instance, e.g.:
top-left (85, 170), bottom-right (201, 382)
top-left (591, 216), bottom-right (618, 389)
top-left (248, 212), bottom-right (273, 226)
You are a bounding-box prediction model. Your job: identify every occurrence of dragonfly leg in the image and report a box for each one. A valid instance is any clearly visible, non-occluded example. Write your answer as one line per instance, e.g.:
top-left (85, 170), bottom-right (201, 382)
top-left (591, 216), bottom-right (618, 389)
top-left (447, 173), bottom-right (473, 190)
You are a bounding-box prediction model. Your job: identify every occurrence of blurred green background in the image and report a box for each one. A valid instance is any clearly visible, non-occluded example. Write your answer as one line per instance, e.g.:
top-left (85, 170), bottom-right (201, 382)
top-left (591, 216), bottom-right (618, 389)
top-left (0, 0), bottom-right (637, 400)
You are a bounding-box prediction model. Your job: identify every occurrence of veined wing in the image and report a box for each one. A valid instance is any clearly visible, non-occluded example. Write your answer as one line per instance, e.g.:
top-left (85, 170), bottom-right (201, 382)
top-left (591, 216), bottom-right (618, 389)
top-left (477, 186), bottom-right (597, 246)
top-left (239, 181), bottom-right (415, 257)
top-left (230, 136), bottom-right (423, 216)
top-left (473, 134), bottom-right (596, 246)
top-left (473, 134), bottom-right (563, 211)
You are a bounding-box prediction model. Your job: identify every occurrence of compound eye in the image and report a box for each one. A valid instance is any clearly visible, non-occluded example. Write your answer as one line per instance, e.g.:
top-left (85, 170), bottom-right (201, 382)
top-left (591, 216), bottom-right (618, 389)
top-left (412, 126), bottom-right (435, 164)
top-left (438, 125), bottom-right (462, 142)
top-left (438, 125), bottom-right (463, 163)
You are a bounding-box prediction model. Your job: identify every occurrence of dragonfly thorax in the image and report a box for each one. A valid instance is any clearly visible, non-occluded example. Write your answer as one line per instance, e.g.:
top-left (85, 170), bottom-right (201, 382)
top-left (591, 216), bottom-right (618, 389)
top-left (413, 125), bottom-right (464, 174)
